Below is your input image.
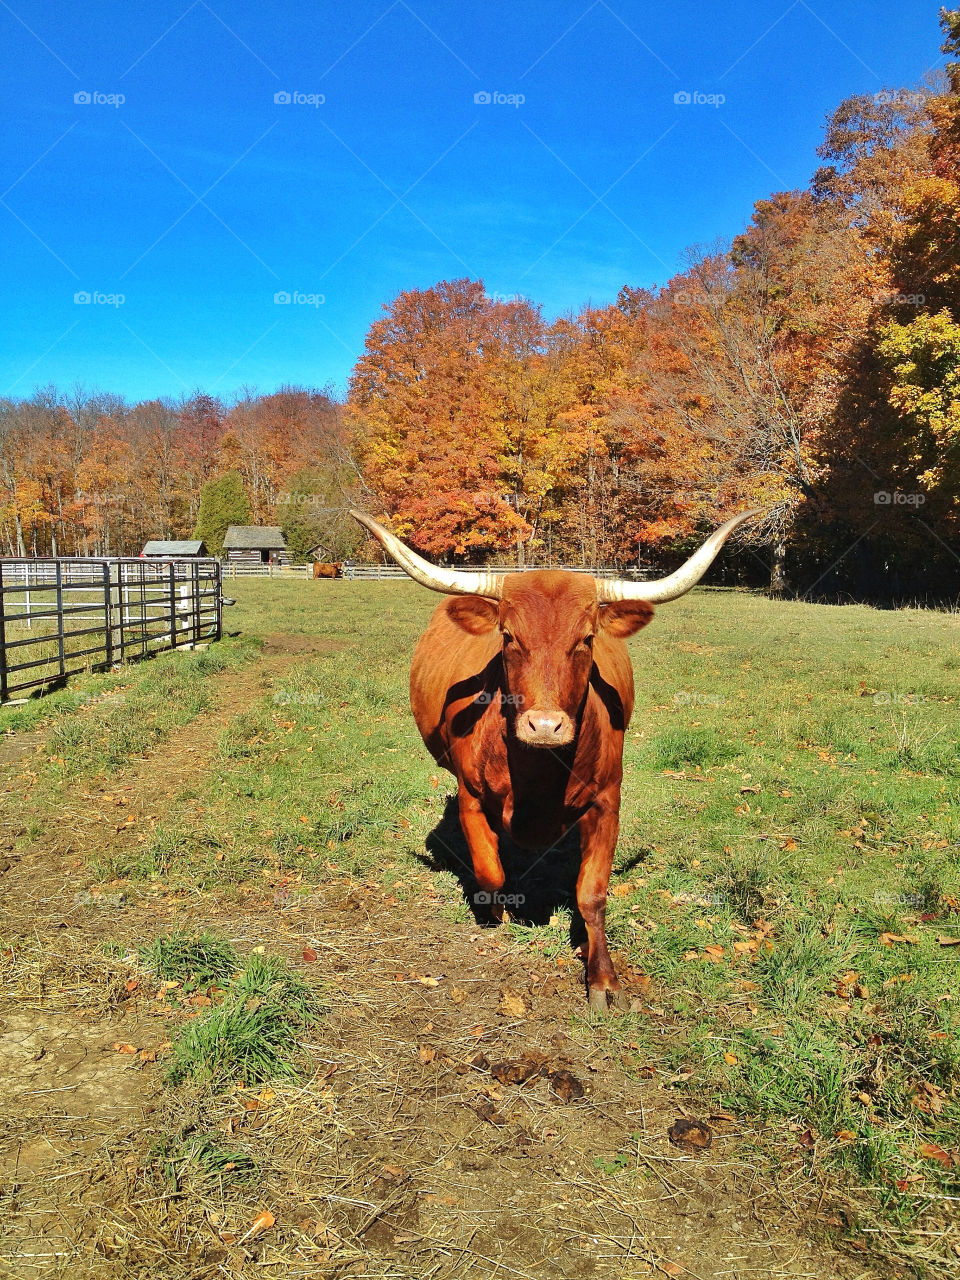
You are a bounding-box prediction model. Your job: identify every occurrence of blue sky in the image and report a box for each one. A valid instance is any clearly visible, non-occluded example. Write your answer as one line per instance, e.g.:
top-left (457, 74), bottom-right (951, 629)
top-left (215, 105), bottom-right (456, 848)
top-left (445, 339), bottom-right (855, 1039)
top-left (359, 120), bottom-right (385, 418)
top-left (0, 0), bottom-right (944, 403)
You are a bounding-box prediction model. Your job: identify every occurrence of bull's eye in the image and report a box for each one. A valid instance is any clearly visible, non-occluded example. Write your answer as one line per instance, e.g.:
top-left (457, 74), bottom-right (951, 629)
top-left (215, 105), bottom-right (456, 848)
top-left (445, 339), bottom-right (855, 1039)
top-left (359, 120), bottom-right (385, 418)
top-left (583, 634), bottom-right (594, 648)
top-left (501, 630), bottom-right (514, 646)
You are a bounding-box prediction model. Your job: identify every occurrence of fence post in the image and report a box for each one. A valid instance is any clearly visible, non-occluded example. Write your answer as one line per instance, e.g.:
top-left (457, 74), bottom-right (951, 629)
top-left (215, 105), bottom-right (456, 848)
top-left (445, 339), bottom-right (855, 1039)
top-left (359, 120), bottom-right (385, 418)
top-left (191, 561), bottom-right (200, 645)
top-left (168, 561), bottom-right (177, 648)
top-left (55, 561), bottom-right (66, 679)
top-left (215, 562), bottom-right (222, 641)
top-left (115, 563), bottom-right (125, 664)
top-left (103, 561), bottom-right (113, 668)
top-left (0, 561), bottom-right (7, 701)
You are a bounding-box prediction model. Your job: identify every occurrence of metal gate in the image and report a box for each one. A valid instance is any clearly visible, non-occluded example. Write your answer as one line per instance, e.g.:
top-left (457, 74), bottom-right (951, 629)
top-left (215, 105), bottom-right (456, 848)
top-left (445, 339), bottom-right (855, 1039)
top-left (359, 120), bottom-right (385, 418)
top-left (0, 557), bottom-right (223, 700)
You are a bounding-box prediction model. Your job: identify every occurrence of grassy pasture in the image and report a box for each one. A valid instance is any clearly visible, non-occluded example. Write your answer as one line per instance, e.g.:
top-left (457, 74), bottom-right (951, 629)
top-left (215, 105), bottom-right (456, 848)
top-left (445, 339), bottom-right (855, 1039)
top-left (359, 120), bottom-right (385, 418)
top-left (2, 578), bottom-right (959, 1275)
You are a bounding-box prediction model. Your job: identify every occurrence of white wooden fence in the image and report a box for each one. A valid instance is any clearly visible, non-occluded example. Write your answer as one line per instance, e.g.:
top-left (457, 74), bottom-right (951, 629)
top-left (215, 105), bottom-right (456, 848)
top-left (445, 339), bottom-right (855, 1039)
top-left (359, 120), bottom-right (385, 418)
top-left (222, 562), bottom-right (654, 580)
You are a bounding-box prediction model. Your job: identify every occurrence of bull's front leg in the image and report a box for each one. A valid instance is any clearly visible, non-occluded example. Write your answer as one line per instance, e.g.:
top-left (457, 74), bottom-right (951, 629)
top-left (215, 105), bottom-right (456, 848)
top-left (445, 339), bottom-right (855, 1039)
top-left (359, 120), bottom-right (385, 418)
top-left (577, 792), bottom-right (629, 1012)
top-left (458, 787), bottom-right (505, 904)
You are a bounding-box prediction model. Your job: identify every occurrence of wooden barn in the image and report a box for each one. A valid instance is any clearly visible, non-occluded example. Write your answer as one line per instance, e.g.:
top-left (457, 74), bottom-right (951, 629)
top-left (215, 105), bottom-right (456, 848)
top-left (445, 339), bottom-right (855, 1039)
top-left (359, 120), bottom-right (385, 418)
top-left (222, 525), bottom-right (290, 567)
top-left (141, 539), bottom-right (207, 557)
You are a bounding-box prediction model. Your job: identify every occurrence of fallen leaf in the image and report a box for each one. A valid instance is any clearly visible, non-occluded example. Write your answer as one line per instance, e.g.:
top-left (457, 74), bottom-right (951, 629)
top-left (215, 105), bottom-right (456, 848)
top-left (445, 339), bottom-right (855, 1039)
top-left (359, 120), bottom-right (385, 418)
top-left (240, 1210), bottom-right (275, 1242)
top-left (723, 1051), bottom-right (738, 1065)
top-left (937, 935), bottom-right (960, 947)
top-left (706, 1112), bottom-right (737, 1134)
top-left (498, 991), bottom-right (527, 1018)
top-left (302, 947), bottom-right (318, 963)
top-left (418, 1045), bottom-right (437, 1065)
top-left (113, 1043), bottom-right (137, 1055)
top-left (418, 976), bottom-right (441, 988)
top-left (919, 1142), bottom-right (955, 1168)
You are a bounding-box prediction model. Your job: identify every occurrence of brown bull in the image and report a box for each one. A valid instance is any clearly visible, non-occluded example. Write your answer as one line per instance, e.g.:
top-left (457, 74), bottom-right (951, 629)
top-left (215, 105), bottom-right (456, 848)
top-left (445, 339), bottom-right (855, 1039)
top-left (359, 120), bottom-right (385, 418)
top-left (313, 562), bottom-right (342, 579)
top-left (351, 510), bottom-right (758, 1010)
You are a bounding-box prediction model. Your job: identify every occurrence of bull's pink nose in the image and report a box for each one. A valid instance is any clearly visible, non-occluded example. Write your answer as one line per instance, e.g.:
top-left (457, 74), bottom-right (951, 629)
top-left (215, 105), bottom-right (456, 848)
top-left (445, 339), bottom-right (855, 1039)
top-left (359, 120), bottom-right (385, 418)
top-left (516, 708), bottom-right (574, 747)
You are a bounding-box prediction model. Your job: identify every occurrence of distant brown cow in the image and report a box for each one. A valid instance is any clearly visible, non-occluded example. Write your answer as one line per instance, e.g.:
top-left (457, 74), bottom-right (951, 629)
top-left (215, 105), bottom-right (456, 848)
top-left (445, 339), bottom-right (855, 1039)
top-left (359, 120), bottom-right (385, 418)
top-left (313, 562), bottom-right (342, 579)
top-left (351, 509), bottom-right (759, 1011)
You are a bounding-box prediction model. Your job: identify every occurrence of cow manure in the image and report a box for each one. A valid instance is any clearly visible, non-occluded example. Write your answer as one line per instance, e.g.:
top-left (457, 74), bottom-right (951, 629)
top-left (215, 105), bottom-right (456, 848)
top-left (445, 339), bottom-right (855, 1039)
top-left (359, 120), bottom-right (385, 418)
top-left (489, 1052), bottom-right (545, 1086)
top-left (547, 1069), bottom-right (584, 1103)
top-left (668, 1117), bottom-right (714, 1151)
top-left (474, 1098), bottom-right (509, 1126)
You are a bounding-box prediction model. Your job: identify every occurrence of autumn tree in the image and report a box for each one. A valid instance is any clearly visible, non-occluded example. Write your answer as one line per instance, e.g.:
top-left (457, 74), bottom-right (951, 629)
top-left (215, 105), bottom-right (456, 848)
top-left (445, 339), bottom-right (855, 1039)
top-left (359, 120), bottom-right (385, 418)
top-left (350, 279), bottom-right (529, 559)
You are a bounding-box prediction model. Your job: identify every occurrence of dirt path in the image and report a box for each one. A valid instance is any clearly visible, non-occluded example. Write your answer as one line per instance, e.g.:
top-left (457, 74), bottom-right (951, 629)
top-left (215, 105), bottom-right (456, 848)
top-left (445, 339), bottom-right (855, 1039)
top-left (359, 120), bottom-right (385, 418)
top-left (0, 643), bottom-right (870, 1279)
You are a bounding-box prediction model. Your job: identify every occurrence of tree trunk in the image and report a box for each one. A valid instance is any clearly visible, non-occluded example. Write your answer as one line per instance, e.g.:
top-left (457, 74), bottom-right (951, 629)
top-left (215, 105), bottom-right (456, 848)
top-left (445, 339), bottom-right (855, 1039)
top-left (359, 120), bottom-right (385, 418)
top-left (769, 536), bottom-right (787, 596)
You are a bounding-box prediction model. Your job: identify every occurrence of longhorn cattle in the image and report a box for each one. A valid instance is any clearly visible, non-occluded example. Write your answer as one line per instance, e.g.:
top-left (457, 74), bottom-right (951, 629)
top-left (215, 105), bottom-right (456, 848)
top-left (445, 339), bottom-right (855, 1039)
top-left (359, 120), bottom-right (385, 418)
top-left (351, 510), bottom-right (758, 1010)
top-left (313, 561), bottom-right (343, 579)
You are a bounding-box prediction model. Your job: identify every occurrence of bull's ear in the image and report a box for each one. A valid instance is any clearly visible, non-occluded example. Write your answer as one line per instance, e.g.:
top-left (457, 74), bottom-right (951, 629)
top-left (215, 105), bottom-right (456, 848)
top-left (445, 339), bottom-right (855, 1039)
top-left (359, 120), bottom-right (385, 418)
top-left (445, 596), bottom-right (500, 635)
top-left (598, 600), bottom-right (654, 638)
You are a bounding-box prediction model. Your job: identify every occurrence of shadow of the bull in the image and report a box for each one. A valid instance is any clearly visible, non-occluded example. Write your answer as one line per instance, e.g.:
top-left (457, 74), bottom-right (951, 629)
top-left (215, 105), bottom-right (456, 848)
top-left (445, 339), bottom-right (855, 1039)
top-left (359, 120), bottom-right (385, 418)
top-left (415, 795), bottom-right (588, 954)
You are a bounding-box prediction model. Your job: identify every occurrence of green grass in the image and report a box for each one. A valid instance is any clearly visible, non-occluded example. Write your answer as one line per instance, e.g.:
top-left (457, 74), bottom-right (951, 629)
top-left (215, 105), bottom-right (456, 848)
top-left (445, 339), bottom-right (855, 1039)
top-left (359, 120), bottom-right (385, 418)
top-left (11, 578), bottom-right (959, 1270)
top-left (0, 632), bottom-right (260, 773)
top-left (153, 1132), bottom-right (258, 1190)
top-left (163, 943), bottom-right (321, 1087)
top-left (140, 930), bottom-right (239, 991)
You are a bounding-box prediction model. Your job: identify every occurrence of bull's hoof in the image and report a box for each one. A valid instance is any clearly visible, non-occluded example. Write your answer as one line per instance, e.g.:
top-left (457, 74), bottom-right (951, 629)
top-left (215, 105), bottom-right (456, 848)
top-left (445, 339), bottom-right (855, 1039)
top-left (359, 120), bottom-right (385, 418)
top-left (588, 985), bottom-right (629, 1014)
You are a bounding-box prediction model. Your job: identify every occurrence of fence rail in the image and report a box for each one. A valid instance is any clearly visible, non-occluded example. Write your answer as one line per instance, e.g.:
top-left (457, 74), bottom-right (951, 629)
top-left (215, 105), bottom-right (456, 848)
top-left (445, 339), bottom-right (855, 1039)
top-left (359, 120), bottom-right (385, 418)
top-left (0, 557), bottom-right (222, 701)
top-left (222, 561), bottom-right (657, 580)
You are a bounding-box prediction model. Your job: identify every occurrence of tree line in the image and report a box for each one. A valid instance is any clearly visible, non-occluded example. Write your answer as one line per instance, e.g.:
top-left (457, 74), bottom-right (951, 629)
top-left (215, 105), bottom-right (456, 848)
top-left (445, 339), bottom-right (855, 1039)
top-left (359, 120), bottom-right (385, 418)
top-left (4, 8), bottom-right (960, 600)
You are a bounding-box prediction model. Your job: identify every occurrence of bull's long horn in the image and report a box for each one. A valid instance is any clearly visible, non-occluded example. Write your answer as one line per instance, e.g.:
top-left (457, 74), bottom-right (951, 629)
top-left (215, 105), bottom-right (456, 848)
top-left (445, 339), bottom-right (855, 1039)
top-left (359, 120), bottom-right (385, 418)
top-left (350, 510), bottom-right (505, 598)
top-left (596, 509), bottom-right (763, 603)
